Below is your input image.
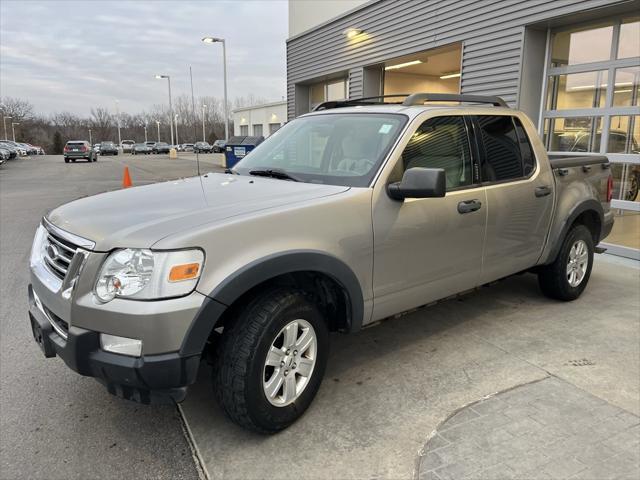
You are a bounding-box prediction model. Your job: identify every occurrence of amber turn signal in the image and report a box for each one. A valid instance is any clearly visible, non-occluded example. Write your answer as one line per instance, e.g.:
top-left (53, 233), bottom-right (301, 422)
top-left (169, 263), bottom-right (200, 282)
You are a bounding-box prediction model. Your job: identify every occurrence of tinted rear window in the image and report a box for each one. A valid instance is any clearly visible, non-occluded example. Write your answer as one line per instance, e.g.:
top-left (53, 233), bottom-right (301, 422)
top-left (67, 142), bottom-right (85, 146)
top-left (477, 116), bottom-right (523, 182)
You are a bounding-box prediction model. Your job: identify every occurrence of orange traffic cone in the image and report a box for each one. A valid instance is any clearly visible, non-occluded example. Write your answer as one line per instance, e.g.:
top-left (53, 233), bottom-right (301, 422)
top-left (122, 166), bottom-right (133, 188)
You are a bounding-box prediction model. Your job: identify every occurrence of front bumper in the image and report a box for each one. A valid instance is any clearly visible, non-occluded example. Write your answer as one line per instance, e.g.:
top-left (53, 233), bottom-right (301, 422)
top-left (28, 285), bottom-right (200, 404)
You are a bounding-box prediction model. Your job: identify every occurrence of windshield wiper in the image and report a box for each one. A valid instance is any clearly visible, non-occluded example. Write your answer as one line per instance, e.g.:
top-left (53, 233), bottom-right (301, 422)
top-left (248, 168), bottom-right (301, 182)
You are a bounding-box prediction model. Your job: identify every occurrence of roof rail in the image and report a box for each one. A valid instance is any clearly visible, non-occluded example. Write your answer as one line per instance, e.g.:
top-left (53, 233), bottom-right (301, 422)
top-left (313, 94), bottom-right (410, 111)
top-left (402, 93), bottom-right (508, 107)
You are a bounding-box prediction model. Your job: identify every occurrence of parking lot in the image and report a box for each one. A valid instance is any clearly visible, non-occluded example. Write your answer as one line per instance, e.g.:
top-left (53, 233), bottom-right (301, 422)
top-left (1, 154), bottom-right (639, 480)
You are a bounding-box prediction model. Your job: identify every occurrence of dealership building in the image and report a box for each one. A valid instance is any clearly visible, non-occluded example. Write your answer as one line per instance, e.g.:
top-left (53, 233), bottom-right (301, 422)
top-left (286, 0), bottom-right (639, 258)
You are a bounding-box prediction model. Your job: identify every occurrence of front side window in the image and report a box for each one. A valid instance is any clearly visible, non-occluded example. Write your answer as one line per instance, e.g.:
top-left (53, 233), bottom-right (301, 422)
top-left (233, 113), bottom-right (407, 187)
top-left (398, 116), bottom-right (473, 190)
top-left (477, 116), bottom-right (524, 181)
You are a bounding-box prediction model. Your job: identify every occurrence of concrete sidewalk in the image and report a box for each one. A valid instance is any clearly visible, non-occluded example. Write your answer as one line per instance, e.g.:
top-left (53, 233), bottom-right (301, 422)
top-left (181, 255), bottom-right (640, 480)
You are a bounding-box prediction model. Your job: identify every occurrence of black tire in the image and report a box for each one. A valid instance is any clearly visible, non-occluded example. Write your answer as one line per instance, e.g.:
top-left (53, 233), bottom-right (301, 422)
top-left (538, 224), bottom-right (594, 301)
top-left (64, 158), bottom-right (69, 163)
top-left (213, 288), bottom-right (329, 433)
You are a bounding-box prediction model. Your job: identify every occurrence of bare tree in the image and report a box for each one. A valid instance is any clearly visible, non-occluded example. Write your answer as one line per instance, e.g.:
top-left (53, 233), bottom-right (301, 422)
top-left (0, 97), bottom-right (34, 122)
top-left (90, 107), bottom-right (115, 142)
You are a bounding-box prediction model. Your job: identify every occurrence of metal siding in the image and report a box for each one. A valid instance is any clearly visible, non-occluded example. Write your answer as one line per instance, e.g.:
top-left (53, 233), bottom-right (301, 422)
top-left (287, 0), bottom-right (624, 118)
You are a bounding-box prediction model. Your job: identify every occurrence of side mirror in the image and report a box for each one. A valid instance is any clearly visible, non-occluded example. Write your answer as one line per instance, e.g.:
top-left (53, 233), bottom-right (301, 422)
top-left (387, 167), bottom-right (446, 201)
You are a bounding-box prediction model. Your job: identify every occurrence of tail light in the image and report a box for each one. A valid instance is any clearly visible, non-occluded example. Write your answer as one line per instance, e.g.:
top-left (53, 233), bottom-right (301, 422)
top-left (63, 146), bottom-right (70, 152)
top-left (607, 174), bottom-right (613, 203)
top-left (81, 146), bottom-right (87, 152)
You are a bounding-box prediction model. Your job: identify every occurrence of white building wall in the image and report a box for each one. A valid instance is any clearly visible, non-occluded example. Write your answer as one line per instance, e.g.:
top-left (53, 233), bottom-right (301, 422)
top-left (288, 0), bottom-right (369, 37)
top-left (232, 101), bottom-right (287, 138)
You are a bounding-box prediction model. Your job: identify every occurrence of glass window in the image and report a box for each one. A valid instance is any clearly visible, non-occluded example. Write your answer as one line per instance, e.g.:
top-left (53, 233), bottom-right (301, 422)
top-left (551, 23), bottom-right (613, 67)
top-left (617, 17), bottom-right (640, 59)
top-left (606, 210), bottom-right (640, 250)
top-left (608, 116), bottom-right (640, 153)
top-left (544, 117), bottom-right (603, 152)
top-left (327, 79), bottom-right (347, 101)
top-left (513, 118), bottom-right (536, 176)
top-left (546, 71), bottom-right (608, 110)
top-left (233, 114), bottom-right (407, 187)
top-left (611, 162), bottom-right (640, 202)
top-left (613, 66), bottom-right (640, 107)
top-left (400, 116), bottom-right (472, 190)
top-left (253, 124), bottom-right (263, 137)
top-left (477, 116), bottom-right (523, 181)
top-left (310, 83), bottom-right (325, 108)
top-left (269, 123), bottom-right (281, 135)
top-left (239, 125), bottom-right (248, 136)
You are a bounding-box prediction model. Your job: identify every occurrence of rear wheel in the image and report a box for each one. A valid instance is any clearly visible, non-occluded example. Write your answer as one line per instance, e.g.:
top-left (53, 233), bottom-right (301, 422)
top-left (213, 288), bottom-right (329, 433)
top-left (538, 225), bottom-right (594, 301)
top-left (64, 158), bottom-right (69, 163)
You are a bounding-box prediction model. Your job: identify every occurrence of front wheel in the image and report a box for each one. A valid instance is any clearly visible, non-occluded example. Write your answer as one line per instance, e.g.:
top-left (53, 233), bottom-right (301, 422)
top-left (213, 289), bottom-right (329, 433)
top-left (538, 224), bottom-right (594, 301)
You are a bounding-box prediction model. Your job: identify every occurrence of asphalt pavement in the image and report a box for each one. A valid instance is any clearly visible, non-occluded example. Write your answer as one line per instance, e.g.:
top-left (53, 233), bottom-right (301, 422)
top-left (0, 153), bottom-right (221, 480)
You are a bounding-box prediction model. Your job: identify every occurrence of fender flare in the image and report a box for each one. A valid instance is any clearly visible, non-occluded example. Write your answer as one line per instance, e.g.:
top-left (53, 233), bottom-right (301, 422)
top-left (545, 199), bottom-right (604, 264)
top-left (180, 250), bottom-right (365, 356)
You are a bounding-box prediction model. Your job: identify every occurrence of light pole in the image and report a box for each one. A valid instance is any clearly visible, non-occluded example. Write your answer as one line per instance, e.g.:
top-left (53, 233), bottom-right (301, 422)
top-left (11, 122), bottom-right (19, 142)
top-left (155, 120), bottom-right (161, 142)
top-left (3, 116), bottom-right (11, 140)
top-left (114, 100), bottom-right (122, 147)
top-left (155, 75), bottom-right (174, 145)
top-left (88, 128), bottom-right (92, 144)
top-left (142, 123), bottom-right (148, 142)
top-left (202, 104), bottom-right (207, 141)
top-left (201, 37), bottom-right (229, 140)
top-left (174, 114), bottom-right (179, 146)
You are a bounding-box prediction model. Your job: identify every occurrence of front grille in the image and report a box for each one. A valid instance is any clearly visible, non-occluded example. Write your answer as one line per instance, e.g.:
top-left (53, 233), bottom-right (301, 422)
top-left (43, 231), bottom-right (78, 280)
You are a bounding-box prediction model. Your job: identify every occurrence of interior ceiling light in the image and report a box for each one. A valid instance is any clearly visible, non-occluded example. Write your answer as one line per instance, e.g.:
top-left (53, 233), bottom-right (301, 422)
top-left (344, 28), bottom-right (363, 39)
top-left (385, 60), bottom-right (423, 71)
top-left (440, 72), bottom-right (461, 79)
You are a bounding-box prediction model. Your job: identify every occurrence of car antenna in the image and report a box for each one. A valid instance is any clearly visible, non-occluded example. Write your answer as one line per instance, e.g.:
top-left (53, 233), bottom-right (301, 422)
top-left (189, 65), bottom-right (201, 177)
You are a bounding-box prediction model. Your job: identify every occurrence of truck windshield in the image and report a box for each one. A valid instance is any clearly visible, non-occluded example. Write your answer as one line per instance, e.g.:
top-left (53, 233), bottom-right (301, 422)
top-left (233, 113), bottom-right (407, 187)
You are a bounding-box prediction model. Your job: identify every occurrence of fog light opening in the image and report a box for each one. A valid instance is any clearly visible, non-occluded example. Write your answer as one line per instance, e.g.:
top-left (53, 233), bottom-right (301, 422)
top-left (100, 334), bottom-right (142, 357)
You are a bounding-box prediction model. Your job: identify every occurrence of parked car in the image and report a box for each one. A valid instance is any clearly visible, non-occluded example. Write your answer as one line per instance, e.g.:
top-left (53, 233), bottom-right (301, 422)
top-left (121, 140), bottom-right (135, 153)
top-left (93, 144), bottom-right (101, 154)
top-left (178, 143), bottom-right (195, 152)
top-left (152, 142), bottom-right (170, 154)
top-left (145, 141), bottom-right (156, 149)
top-left (0, 143), bottom-right (18, 159)
top-left (0, 140), bottom-right (27, 156)
top-left (23, 143), bottom-right (40, 155)
top-left (99, 141), bottom-right (118, 156)
top-left (194, 141), bottom-right (212, 153)
top-left (212, 139), bottom-right (226, 153)
top-left (28, 93), bottom-right (614, 434)
top-left (131, 143), bottom-right (152, 155)
top-left (63, 140), bottom-right (96, 163)
top-left (0, 147), bottom-right (10, 162)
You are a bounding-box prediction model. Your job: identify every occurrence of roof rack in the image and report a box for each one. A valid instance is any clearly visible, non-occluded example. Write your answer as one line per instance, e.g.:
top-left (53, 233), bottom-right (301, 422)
top-left (313, 94), bottom-right (410, 111)
top-left (402, 93), bottom-right (508, 107)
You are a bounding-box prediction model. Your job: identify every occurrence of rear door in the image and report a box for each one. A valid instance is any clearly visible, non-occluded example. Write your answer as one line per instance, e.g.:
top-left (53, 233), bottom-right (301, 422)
top-left (473, 114), bottom-right (554, 283)
top-left (371, 114), bottom-right (487, 321)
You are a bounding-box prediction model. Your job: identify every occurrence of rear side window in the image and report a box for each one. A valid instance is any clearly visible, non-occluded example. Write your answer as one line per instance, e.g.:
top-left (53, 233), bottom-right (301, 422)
top-left (477, 116), bottom-right (524, 181)
top-left (400, 116), bottom-right (473, 190)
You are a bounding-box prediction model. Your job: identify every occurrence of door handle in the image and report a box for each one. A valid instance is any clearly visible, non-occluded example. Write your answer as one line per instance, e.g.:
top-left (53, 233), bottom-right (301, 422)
top-left (457, 199), bottom-right (482, 214)
top-left (535, 185), bottom-right (552, 197)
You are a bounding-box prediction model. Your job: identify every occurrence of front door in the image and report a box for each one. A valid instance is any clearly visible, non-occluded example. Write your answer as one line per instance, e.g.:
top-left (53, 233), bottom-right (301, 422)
top-left (371, 115), bottom-right (487, 321)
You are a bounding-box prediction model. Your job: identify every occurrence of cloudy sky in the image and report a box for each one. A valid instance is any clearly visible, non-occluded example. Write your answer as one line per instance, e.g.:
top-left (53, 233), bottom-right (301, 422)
top-left (0, 0), bottom-right (288, 116)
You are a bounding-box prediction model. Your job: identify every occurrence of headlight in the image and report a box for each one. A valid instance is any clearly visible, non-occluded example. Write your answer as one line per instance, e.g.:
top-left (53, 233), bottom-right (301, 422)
top-left (30, 224), bottom-right (47, 268)
top-left (94, 248), bottom-right (204, 303)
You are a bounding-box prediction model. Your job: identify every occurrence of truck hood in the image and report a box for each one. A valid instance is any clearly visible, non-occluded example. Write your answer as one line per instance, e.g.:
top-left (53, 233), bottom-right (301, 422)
top-left (47, 173), bottom-right (349, 251)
